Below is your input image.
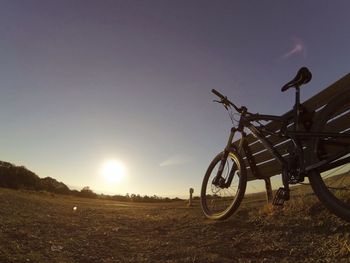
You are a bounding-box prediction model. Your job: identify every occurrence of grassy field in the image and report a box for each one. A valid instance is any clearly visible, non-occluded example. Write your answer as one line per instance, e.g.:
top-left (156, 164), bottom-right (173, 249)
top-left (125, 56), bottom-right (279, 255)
top-left (1, 187), bottom-right (350, 263)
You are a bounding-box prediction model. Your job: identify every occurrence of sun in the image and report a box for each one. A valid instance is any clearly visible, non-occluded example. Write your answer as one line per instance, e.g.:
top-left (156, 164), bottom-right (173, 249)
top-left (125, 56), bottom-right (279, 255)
top-left (101, 160), bottom-right (126, 183)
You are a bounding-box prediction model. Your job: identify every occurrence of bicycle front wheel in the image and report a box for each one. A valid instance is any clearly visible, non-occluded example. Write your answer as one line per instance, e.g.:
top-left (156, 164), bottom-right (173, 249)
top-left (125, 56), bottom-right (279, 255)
top-left (309, 89), bottom-right (350, 221)
top-left (201, 149), bottom-right (247, 220)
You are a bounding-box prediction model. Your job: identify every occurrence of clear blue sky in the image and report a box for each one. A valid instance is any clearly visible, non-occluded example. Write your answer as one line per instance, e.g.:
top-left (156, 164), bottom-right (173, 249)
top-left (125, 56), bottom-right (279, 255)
top-left (0, 0), bottom-right (349, 197)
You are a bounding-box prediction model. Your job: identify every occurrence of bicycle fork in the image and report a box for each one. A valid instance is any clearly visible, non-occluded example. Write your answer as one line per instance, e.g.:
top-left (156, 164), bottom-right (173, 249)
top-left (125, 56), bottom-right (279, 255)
top-left (213, 128), bottom-right (237, 186)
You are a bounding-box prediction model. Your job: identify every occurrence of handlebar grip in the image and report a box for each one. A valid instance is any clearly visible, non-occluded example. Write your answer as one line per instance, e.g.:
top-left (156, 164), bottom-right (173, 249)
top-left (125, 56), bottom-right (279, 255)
top-left (211, 89), bottom-right (225, 99)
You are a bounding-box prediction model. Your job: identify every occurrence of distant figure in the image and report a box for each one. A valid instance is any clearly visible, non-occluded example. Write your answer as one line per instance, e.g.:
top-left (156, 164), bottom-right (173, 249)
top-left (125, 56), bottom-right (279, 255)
top-left (188, 188), bottom-right (194, 207)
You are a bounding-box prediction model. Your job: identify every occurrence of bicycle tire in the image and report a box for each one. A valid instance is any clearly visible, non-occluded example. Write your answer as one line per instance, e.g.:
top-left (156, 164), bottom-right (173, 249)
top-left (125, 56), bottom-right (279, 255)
top-left (309, 89), bottom-right (350, 221)
top-left (201, 149), bottom-right (247, 220)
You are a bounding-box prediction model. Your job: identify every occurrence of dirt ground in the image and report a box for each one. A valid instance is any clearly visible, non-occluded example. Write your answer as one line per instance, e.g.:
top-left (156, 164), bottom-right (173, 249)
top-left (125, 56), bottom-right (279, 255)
top-left (0, 187), bottom-right (350, 263)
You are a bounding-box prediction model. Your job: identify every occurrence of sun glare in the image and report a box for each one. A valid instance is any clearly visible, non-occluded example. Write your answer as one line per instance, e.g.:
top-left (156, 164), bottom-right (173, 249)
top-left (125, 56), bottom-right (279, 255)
top-left (101, 160), bottom-right (126, 183)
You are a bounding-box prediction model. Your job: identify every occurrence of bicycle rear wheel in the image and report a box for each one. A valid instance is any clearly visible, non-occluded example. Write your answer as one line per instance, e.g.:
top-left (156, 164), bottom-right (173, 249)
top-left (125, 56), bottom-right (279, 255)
top-left (201, 149), bottom-right (247, 220)
top-left (309, 89), bottom-right (350, 221)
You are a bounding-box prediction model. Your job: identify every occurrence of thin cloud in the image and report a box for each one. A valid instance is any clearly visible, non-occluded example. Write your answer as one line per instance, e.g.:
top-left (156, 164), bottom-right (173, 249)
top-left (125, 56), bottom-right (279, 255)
top-left (282, 37), bottom-right (306, 59)
top-left (159, 154), bottom-right (192, 167)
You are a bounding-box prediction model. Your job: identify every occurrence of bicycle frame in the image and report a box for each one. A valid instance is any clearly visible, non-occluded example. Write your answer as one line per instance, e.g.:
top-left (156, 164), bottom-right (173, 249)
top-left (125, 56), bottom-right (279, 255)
top-left (205, 70), bottom-right (350, 221)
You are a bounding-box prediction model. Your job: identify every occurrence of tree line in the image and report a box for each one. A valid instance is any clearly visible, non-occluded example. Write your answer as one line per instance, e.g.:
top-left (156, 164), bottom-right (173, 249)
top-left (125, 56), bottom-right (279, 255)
top-left (0, 161), bottom-right (181, 202)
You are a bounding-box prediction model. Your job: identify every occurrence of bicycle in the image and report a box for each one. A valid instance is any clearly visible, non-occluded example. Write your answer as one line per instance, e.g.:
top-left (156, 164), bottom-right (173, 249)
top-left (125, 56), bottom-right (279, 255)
top-left (201, 67), bottom-right (350, 221)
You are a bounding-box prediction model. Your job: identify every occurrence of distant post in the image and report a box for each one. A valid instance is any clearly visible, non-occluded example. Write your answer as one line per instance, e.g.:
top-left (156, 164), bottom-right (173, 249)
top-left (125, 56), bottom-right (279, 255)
top-left (188, 188), bottom-right (194, 206)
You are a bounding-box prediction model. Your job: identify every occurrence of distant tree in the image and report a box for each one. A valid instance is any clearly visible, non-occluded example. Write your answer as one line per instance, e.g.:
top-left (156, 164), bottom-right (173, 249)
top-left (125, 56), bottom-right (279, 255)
top-left (40, 177), bottom-right (70, 194)
top-left (79, 186), bottom-right (97, 198)
top-left (0, 164), bottom-right (41, 190)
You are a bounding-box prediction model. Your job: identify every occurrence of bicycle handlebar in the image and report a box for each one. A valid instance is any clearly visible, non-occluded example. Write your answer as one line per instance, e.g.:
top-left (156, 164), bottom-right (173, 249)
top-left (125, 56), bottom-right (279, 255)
top-left (211, 89), bottom-right (243, 113)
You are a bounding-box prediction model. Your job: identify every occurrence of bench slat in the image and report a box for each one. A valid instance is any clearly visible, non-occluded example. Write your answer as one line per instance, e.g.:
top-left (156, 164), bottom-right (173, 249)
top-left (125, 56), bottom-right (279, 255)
top-left (245, 136), bottom-right (290, 157)
top-left (246, 140), bottom-right (292, 165)
top-left (247, 159), bottom-right (282, 181)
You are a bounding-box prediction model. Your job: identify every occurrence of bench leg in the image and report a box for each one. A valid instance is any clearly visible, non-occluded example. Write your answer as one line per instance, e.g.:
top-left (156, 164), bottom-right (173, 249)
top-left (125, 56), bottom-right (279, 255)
top-left (264, 178), bottom-right (273, 204)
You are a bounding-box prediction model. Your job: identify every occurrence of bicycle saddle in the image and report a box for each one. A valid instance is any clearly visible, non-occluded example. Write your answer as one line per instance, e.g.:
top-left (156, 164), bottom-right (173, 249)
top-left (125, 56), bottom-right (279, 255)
top-left (281, 67), bottom-right (312, 92)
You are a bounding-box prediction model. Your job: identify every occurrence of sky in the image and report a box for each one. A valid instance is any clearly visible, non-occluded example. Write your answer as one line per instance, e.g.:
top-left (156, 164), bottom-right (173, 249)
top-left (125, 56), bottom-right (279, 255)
top-left (0, 0), bottom-right (350, 197)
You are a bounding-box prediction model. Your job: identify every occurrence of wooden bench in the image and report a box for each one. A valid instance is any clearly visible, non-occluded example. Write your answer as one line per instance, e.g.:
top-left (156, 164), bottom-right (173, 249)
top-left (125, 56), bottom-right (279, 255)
top-left (233, 73), bottom-right (350, 202)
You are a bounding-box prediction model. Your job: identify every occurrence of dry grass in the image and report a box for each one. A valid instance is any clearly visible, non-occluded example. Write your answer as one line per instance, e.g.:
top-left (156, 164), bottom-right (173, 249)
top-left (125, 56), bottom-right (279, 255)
top-left (0, 187), bottom-right (350, 262)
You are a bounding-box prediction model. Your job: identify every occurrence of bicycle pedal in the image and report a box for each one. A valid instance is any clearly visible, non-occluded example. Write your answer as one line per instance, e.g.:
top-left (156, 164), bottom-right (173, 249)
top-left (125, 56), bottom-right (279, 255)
top-left (273, 187), bottom-right (290, 206)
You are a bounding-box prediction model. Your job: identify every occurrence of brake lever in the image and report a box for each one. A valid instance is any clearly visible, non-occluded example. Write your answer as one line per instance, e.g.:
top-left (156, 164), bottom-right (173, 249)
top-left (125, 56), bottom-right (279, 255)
top-left (213, 99), bottom-right (229, 110)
